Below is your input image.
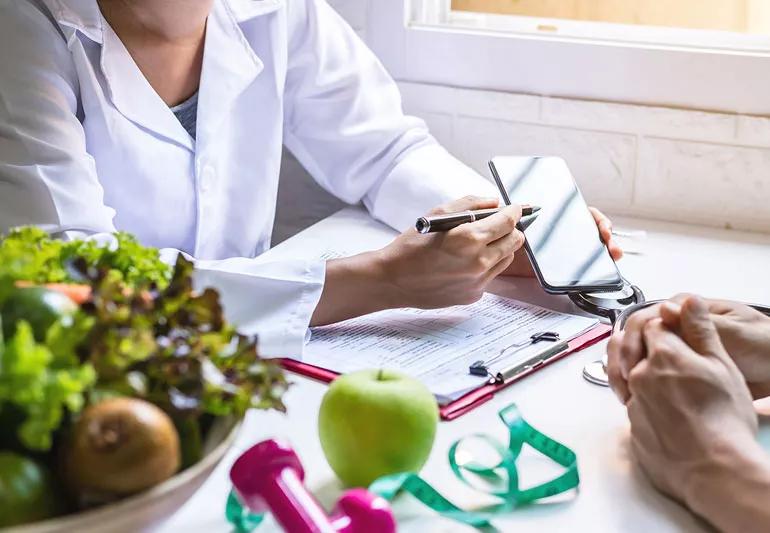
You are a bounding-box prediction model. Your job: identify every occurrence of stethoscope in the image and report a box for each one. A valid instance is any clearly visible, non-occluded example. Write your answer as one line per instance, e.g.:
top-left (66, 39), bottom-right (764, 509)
top-left (575, 282), bottom-right (770, 386)
top-left (566, 281), bottom-right (643, 386)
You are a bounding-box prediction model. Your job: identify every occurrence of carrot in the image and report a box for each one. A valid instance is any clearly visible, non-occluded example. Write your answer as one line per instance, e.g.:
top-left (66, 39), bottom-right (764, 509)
top-left (43, 284), bottom-right (92, 304)
top-left (14, 281), bottom-right (92, 304)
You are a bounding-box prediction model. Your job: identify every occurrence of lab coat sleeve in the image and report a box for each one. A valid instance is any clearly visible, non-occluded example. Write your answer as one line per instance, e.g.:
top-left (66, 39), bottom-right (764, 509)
top-left (189, 255), bottom-right (325, 358)
top-left (282, 0), bottom-right (498, 233)
top-left (0, 2), bottom-right (116, 233)
top-left (0, 2), bottom-right (323, 358)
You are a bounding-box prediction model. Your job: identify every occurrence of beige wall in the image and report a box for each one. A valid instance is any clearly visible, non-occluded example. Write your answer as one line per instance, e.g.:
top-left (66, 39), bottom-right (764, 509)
top-left (452, 0), bottom-right (770, 34)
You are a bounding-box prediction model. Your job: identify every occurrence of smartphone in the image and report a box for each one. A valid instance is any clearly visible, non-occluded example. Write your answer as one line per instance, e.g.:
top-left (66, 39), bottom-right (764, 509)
top-left (489, 156), bottom-right (623, 294)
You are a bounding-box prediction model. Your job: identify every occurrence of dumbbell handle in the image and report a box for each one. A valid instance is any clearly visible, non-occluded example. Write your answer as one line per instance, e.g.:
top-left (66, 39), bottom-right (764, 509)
top-left (258, 465), bottom-right (337, 532)
top-left (230, 439), bottom-right (396, 533)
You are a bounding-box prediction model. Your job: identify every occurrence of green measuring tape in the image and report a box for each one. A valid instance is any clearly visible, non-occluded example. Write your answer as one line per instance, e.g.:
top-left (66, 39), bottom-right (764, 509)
top-left (226, 403), bottom-right (579, 531)
top-left (227, 491), bottom-right (265, 532)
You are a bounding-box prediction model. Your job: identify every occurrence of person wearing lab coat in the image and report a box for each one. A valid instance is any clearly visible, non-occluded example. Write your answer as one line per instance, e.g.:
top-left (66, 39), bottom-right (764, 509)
top-left (0, 0), bottom-right (621, 356)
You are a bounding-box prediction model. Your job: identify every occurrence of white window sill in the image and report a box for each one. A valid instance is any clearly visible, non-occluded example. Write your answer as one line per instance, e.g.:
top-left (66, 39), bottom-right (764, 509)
top-left (367, 1), bottom-right (770, 115)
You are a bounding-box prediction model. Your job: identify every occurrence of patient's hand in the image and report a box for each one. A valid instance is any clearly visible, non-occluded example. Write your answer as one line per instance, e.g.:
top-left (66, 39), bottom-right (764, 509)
top-left (624, 296), bottom-right (770, 532)
top-left (500, 206), bottom-right (623, 277)
top-left (662, 297), bottom-right (770, 399)
top-left (609, 295), bottom-right (770, 403)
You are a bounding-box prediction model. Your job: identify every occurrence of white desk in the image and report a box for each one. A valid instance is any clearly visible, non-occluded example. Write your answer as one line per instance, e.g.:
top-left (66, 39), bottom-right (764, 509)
top-left (161, 208), bottom-right (770, 532)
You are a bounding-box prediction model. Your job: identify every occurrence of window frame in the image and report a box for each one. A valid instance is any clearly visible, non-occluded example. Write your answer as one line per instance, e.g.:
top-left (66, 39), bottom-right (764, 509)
top-left (366, 0), bottom-right (770, 115)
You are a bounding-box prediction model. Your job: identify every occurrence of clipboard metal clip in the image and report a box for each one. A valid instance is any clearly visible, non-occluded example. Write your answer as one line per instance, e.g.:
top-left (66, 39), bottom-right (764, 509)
top-left (468, 331), bottom-right (561, 378)
top-left (531, 331), bottom-right (560, 343)
top-left (469, 360), bottom-right (494, 378)
top-left (492, 340), bottom-right (569, 384)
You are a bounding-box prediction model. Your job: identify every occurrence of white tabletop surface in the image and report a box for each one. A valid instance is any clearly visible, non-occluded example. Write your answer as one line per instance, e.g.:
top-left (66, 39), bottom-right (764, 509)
top-left (160, 207), bottom-right (770, 533)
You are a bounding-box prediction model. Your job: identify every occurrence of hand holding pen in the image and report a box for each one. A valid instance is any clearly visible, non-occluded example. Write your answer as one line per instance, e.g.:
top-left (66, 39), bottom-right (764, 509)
top-left (371, 197), bottom-right (526, 308)
top-left (415, 205), bottom-right (540, 234)
top-left (313, 196), bottom-right (528, 325)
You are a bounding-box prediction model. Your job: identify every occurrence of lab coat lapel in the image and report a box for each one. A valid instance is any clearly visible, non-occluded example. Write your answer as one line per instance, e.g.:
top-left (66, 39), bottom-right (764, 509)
top-left (99, 22), bottom-right (195, 152)
top-left (49, 0), bottom-right (278, 152)
top-left (44, 0), bottom-right (102, 42)
top-left (46, 0), bottom-right (194, 150)
top-left (195, 0), bottom-right (269, 150)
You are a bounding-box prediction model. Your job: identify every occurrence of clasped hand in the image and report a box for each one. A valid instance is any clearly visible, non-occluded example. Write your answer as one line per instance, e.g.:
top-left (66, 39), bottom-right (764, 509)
top-left (608, 295), bottom-right (770, 403)
top-left (607, 295), bottom-right (770, 529)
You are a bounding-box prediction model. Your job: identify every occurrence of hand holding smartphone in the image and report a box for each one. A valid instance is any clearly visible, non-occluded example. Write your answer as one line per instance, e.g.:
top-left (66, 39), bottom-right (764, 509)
top-left (489, 156), bottom-right (623, 294)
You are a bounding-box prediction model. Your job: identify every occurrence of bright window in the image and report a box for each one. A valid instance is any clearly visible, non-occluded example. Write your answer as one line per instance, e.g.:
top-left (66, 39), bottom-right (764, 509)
top-left (367, 1), bottom-right (770, 115)
top-left (452, 0), bottom-right (770, 35)
top-left (439, 0), bottom-right (770, 52)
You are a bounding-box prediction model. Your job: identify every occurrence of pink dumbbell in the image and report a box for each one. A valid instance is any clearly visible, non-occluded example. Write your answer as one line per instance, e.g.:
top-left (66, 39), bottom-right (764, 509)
top-left (230, 439), bottom-right (396, 533)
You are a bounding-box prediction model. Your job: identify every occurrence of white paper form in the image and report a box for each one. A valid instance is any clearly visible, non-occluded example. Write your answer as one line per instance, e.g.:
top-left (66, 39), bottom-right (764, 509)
top-left (303, 293), bottom-right (598, 404)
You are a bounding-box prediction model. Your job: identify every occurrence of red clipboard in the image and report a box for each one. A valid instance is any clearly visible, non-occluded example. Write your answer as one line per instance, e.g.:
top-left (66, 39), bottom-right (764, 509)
top-left (279, 323), bottom-right (611, 421)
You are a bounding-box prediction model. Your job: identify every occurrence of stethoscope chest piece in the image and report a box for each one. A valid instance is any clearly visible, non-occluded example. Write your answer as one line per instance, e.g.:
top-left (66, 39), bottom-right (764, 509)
top-left (569, 284), bottom-right (645, 321)
top-left (571, 282), bottom-right (646, 387)
top-left (582, 360), bottom-right (610, 387)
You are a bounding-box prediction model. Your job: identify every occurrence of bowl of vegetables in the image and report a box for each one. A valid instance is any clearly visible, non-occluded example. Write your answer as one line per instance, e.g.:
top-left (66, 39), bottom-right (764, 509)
top-left (0, 229), bottom-right (288, 531)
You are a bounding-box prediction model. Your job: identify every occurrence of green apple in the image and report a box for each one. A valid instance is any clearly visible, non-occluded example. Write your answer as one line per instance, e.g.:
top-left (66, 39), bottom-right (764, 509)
top-left (318, 368), bottom-right (439, 487)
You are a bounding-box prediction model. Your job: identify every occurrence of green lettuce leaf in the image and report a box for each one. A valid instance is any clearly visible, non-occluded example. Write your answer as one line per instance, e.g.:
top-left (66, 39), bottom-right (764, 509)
top-left (0, 227), bottom-right (171, 289)
top-left (0, 228), bottom-right (288, 455)
top-left (73, 255), bottom-right (288, 418)
top-left (0, 322), bottom-right (95, 451)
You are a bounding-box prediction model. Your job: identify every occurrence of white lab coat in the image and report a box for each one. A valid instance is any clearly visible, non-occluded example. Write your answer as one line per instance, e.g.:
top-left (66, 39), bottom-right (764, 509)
top-left (0, 0), bottom-right (495, 356)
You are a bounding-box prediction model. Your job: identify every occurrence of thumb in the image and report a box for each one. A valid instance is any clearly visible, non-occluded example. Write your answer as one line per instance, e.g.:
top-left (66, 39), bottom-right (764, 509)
top-left (679, 295), bottom-right (724, 358)
top-left (659, 301), bottom-right (682, 330)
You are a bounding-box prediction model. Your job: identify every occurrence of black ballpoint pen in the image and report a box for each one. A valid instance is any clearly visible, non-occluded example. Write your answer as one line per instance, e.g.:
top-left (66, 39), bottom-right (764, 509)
top-left (415, 205), bottom-right (541, 234)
